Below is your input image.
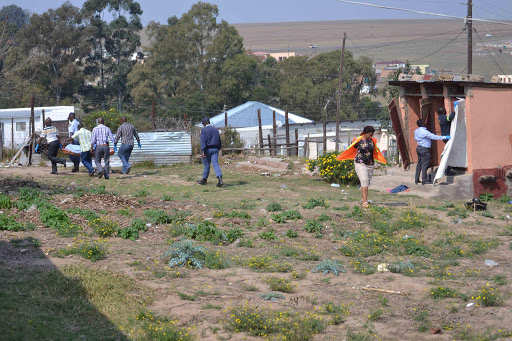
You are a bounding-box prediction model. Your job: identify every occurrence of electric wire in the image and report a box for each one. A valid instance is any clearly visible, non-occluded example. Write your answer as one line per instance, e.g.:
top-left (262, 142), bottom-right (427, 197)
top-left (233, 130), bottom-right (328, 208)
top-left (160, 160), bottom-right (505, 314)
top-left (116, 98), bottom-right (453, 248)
top-left (409, 28), bottom-right (467, 62)
top-left (473, 27), bottom-right (507, 74)
top-left (475, 0), bottom-right (512, 17)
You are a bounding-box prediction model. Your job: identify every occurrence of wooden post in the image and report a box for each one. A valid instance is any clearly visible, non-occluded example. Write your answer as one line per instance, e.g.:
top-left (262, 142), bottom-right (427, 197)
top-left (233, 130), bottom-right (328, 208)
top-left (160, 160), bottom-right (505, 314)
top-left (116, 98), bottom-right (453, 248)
top-left (285, 110), bottom-right (290, 156)
top-left (28, 95), bottom-right (35, 165)
top-left (42, 109), bottom-right (45, 130)
top-left (151, 101), bottom-right (156, 130)
top-left (0, 123), bottom-right (3, 161)
top-left (294, 129), bottom-right (299, 156)
top-left (184, 113), bottom-right (188, 129)
top-left (336, 33), bottom-right (347, 152)
top-left (267, 135), bottom-right (272, 156)
top-left (224, 112), bottom-right (228, 128)
top-left (323, 120), bottom-right (327, 154)
top-left (272, 110), bottom-right (277, 156)
top-left (11, 117), bottom-right (14, 148)
top-left (257, 109), bottom-right (264, 153)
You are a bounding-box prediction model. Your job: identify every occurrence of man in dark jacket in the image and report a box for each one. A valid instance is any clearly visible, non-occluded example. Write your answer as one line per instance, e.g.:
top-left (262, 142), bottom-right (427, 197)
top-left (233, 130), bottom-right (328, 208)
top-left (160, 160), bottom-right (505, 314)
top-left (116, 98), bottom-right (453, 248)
top-left (437, 107), bottom-right (456, 175)
top-left (197, 117), bottom-right (223, 187)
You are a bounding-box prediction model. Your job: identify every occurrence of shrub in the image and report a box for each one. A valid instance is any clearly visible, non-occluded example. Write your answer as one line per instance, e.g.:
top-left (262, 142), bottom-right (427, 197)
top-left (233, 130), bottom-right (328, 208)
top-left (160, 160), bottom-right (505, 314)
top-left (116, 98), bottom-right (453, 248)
top-left (286, 229), bottom-right (299, 238)
top-left (118, 219), bottom-right (148, 241)
top-left (307, 151), bottom-right (358, 184)
top-left (313, 259), bottom-right (346, 275)
top-left (258, 229), bottom-right (278, 241)
top-left (163, 241), bottom-right (207, 269)
top-left (473, 285), bottom-right (502, 307)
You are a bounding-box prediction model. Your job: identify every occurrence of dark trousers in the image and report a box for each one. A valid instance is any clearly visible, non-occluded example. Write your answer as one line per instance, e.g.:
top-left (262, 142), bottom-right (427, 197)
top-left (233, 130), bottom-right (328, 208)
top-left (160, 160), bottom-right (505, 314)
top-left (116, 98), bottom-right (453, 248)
top-left (80, 151), bottom-right (95, 174)
top-left (118, 144), bottom-right (134, 174)
top-left (415, 146), bottom-right (431, 183)
top-left (47, 140), bottom-right (66, 173)
top-left (95, 145), bottom-right (110, 179)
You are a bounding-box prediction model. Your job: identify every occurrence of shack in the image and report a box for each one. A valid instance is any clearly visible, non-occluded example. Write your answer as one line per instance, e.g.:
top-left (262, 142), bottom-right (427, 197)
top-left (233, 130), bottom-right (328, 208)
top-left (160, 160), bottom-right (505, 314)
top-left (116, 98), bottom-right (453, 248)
top-left (388, 78), bottom-right (512, 198)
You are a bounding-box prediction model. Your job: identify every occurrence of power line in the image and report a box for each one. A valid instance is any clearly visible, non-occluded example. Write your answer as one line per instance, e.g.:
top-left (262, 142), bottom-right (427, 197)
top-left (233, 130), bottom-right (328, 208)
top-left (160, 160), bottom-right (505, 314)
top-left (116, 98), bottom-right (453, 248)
top-left (473, 4), bottom-right (511, 21)
top-left (473, 28), bottom-right (507, 74)
top-left (475, 0), bottom-right (512, 17)
top-left (410, 28), bottom-right (467, 62)
top-left (335, 0), bottom-right (512, 26)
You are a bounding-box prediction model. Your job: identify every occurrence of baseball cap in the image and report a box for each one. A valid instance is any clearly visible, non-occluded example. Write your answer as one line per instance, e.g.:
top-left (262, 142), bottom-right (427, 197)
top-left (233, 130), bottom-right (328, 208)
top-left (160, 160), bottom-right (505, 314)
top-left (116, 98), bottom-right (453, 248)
top-left (201, 117), bottom-right (209, 124)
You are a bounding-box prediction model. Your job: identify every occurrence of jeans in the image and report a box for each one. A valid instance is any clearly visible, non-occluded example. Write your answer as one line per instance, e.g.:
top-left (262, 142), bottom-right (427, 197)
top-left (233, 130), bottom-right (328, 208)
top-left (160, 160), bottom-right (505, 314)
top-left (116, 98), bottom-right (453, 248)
top-left (95, 145), bottom-right (110, 179)
top-left (47, 140), bottom-right (66, 173)
top-left (118, 144), bottom-right (134, 174)
top-left (415, 146), bottom-right (431, 183)
top-left (80, 151), bottom-right (95, 174)
top-left (202, 148), bottom-right (222, 179)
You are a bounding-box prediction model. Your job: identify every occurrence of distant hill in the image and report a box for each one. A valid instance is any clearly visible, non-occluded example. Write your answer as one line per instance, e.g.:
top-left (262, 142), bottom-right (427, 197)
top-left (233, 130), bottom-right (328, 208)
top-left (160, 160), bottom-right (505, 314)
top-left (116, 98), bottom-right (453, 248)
top-left (141, 19), bottom-right (512, 77)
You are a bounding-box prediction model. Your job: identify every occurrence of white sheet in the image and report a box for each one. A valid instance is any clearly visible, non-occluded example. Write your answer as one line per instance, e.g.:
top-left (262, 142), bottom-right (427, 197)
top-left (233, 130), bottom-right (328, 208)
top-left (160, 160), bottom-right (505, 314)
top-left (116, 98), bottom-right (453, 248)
top-left (434, 99), bottom-right (468, 183)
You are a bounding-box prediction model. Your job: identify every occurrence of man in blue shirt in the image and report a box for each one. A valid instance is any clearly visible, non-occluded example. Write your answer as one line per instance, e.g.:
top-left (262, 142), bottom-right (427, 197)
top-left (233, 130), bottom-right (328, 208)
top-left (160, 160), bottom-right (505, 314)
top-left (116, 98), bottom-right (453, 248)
top-left (414, 119), bottom-right (450, 185)
top-left (197, 117), bottom-right (223, 187)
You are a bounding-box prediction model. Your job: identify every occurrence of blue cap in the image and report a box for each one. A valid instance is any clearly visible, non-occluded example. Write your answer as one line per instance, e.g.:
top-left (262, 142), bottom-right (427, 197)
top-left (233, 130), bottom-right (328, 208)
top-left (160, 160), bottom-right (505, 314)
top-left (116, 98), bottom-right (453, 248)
top-left (201, 117), bottom-right (209, 124)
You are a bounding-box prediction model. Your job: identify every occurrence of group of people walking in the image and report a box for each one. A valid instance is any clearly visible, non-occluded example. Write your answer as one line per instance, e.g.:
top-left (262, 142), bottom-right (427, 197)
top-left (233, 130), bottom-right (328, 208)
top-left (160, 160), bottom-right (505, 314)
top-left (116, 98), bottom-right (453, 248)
top-left (37, 113), bottom-right (141, 179)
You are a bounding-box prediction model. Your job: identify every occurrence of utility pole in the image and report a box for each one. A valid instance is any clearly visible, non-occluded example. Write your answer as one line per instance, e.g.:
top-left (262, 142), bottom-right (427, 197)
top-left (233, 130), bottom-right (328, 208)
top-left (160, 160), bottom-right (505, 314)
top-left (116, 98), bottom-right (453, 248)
top-left (467, 0), bottom-right (473, 74)
top-left (335, 33), bottom-right (347, 152)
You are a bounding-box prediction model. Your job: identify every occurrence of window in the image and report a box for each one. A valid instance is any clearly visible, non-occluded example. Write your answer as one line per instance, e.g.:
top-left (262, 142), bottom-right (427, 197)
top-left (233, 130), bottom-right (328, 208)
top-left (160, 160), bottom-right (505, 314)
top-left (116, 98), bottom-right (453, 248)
top-left (16, 122), bottom-right (26, 131)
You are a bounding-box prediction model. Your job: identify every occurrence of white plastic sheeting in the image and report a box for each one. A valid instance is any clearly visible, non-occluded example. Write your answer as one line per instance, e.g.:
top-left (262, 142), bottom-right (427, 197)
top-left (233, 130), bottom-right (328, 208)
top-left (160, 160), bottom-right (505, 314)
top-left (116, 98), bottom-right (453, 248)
top-left (434, 99), bottom-right (468, 183)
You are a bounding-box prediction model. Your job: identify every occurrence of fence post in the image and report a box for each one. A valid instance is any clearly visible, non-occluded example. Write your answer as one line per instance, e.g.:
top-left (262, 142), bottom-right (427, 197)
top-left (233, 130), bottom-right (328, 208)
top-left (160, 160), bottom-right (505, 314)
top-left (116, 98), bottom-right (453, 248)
top-left (151, 101), bottom-right (156, 130)
top-left (224, 112), bottom-right (228, 128)
top-left (28, 94), bottom-right (34, 165)
top-left (267, 134), bottom-right (272, 156)
top-left (0, 122), bottom-right (3, 161)
top-left (323, 120), bottom-right (327, 154)
top-left (294, 129), bottom-right (299, 156)
top-left (257, 109), bottom-right (264, 154)
top-left (11, 117), bottom-right (14, 148)
top-left (272, 110), bottom-right (277, 156)
top-left (285, 110), bottom-right (290, 156)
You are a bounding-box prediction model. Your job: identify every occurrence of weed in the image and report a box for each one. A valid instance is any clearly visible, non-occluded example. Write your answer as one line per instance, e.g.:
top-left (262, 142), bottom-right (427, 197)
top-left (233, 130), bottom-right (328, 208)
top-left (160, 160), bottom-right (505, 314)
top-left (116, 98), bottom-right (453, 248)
top-left (133, 189), bottom-right (150, 197)
top-left (473, 284), bottom-right (502, 307)
top-left (214, 211), bottom-right (251, 219)
top-left (65, 208), bottom-right (98, 221)
top-left (0, 213), bottom-right (27, 231)
top-left (202, 303), bottom-right (222, 310)
top-left (267, 277), bottom-right (296, 293)
top-left (346, 330), bottom-right (375, 341)
top-left (313, 259), bottom-right (346, 275)
top-left (177, 291), bottom-right (197, 301)
top-left (339, 231), bottom-right (396, 257)
top-left (387, 261), bottom-right (415, 275)
top-left (493, 275), bottom-right (507, 285)
top-left (0, 193), bottom-right (12, 209)
top-left (479, 191), bottom-right (494, 202)
top-left (303, 198), bottom-right (329, 209)
top-left (89, 185), bottom-right (107, 195)
top-left (413, 309), bottom-right (431, 332)
top-left (286, 229), bottom-right (299, 238)
top-left (481, 211), bottom-right (494, 218)
top-left (117, 209), bottom-right (133, 217)
top-left (291, 270), bottom-right (307, 279)
top-left (349, 259), bottom-right (376, 275)
top-left (396, 210), bottom-right (426, 229)
top-left (447, 207), bottom-right (468, 219)
top-left (430, 286), bottom-right (460, 299)
top-left (367, 308), bottom-right (384, 321)
top-left (317, 213), bottom-right (331, 221)
top-left (379, 295), bottom-right (389, 307)
top-left (243, 285), bottom-right (259, 291)
top-left (259, 292), bottom-right (285, 301)
top-left (271, 213), bottom-right (287, 223)
top-left (39, 206), bottom-right (71, 229)
top-left (304, 220), bottom-right (324, 233)
top-left (60, 239), bottom-right (107, 262)
top-left (10, 237), bottom-right (41, 248)
top-left (237, 239), bottom-right (255, 248)
top-left (258, 229), bottom-right (278, 241)
top-left (272, 210), bottom-right (302, 223)
top-left (497, 194), bottom-right (512, 203)
top-left (90, 217), bottom-right (118, 237)
top-left (163, 241), bottom-right (207, 269)
top-left (266, 202), bottom-right (283, 212)
top-left (204, 250), bottom-right (231, 269)
top-left (245, 255), bottom-right (292, 273)
top-left (118, 219), bottom-right (148, 241)
top-left (323, 302), bottom-right (351, 325)
top-left (255, 217), bottom-right (269, 227)
top-left (160, 194), bottom-right (174, 201)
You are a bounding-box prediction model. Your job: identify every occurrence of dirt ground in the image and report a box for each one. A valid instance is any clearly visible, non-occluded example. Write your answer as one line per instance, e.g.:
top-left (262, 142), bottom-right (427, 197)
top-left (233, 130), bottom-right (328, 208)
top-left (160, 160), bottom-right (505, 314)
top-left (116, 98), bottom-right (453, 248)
top-left (1, 161), bottom-right (511, 341)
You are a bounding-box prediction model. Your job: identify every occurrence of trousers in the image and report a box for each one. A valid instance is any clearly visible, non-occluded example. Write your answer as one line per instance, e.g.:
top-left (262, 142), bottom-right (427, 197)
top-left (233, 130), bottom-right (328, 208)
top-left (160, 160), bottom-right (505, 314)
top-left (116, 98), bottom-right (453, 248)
top-left (95, 145), bottom-right (110, 179)
top-left (202, 148), bottom-right (222, 179)
top-left (47, 140), bottom-right (66, 173)
top-left (415, 146), bottom-right (431, 183)
top-left (118, 144), bottom-right (134, 174)
top-left (80, 151), bottom-right (95, 174)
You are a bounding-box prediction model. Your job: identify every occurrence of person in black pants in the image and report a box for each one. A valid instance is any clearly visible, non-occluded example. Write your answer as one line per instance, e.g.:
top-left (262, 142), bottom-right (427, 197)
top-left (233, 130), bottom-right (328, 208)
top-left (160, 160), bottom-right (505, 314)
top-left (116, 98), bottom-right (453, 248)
top-left (36, 118), bottom-right (66, 174)
top-left (413, 119), bottom-right (450, 185)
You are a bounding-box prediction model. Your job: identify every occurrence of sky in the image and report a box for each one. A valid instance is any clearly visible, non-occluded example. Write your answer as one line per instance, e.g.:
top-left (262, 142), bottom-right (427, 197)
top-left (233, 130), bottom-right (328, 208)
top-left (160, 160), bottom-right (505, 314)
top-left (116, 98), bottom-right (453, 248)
top-left (3, 0), bottom-right (512, 25)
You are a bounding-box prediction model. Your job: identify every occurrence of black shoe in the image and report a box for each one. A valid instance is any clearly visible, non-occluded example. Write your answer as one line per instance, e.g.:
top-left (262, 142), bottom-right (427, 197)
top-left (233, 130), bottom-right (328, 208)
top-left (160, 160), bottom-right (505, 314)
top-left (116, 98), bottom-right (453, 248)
top-left (89, 170), bottom-right (96, 177)
top-left (422, 181), bottom-right (433, 185)
top-left (197, 179), bottom-right (207, 185)
top-left (72, 166), bottom-right (79, 173)
top-left (51, 172), bottom-right (58, 175)
top-left (62, 161), bottom-right (67, 168)
top-left (98, 171), bottom-right (104, 179)
top-left (104, 176), bottom-right (109, 180)
top-left (126, 166), bottom-right (131, 174)
top-left (216, 176), bottom-right (223, 187)
top-left (446, 170), bottom-right (456, 176)
top-left (415, 180), bottom-right (420, 185)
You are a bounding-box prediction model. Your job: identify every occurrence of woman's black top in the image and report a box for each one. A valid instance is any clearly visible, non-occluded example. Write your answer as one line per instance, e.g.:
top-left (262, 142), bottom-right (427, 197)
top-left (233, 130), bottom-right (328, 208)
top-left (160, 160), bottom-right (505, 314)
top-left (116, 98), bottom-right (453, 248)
top-left (354, 139), bottom-right (375, 165)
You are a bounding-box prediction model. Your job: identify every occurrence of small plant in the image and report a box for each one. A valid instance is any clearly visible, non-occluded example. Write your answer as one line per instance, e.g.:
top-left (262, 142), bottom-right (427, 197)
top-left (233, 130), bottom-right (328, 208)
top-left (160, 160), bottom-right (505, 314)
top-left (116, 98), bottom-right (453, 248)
top-left (379, 295), bottom-right (389, 307)
top-left (160, 194), bottom-right (174, 201)
top-left (349, 258), bottom-right (375, 275)
top-left (323, 302), bottom-right (351, 325)
top-left (246, 255), bottom-right (292, 273)
top-left (479, 191), bottom-right (494, 202)
top-left (414, 309), bottom-right (431, 332)
top-left (117, 209), bottom-right (134, 217)
top-left (367, 308), bottom-right (384, 321)
top-left (0, 213), bottom-right (27, 231)
top-left (304, 220), bottom-right (324, 233)
top-left (317, 213), bottom-right (331, 221)
top-left (204, 249), bottom-right (231, 269)
top-left (255, 217), bottom-right (269, 227)
top-left (282, 210), bottom-right (302, 220)
top-left (39, 206), bottom-right (71, 229)
top-left (61, 239), bottom-right (107, 262)
top-left (259, 292), bottom-right (285, 301)
top-left (266, 202), bottom-right (283, 212)
top-left (90, 217), bottom-right (119, 237)
top-left (118, 219), bottom-right (148, 241)
top-left (286, 229), bottom-right (299, 238)
top-left (481, 210), bottom-right (494, 218)
top-left (493, 275), bottom-right (507, 286)
top-left (0, 193), bottom-right (12, 209)
top-left (163, 241), bottom-right (207, 269)
top-left (303, 198), bottom-right (329, 209)
top-left (133, 189), bottom-right (150, 197)
top-left (473, 284), bottom-right (502, 307)
top-left (271, 213), bottom-right (287, 223)
top-left (447, 207), bottom-right (468, 219)
top-left (313, 259), bottom-right (346, 275)
top-left (267, 277), bottom-right (296, 293)
top-left (387, 261), bottom-right (415, 275)
top-left (430, 286), bottom-right (459, 299)
top-left (177, 291), bottom-right (196, 301)
top-left (237, 239), bottom-right (255, 248)
top-left (497, 194), bottom-right (512, 203)
top-left (66, 208), bottom-right (99, 221)
top-left (259, 229), bottom-right (278, 241)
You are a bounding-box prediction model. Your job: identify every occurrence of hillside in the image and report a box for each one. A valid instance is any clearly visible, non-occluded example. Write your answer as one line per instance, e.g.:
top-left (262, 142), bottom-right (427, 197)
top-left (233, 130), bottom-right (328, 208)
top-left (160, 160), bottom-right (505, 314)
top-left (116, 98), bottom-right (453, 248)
top-left (141, 19), bottom-right (512, 77)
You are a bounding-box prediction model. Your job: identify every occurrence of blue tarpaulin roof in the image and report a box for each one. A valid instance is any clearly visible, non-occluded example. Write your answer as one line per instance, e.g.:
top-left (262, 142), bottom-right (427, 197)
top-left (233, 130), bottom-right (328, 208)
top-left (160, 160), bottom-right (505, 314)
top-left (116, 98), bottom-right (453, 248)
top-left (207, 102), bottom-right (312, 128)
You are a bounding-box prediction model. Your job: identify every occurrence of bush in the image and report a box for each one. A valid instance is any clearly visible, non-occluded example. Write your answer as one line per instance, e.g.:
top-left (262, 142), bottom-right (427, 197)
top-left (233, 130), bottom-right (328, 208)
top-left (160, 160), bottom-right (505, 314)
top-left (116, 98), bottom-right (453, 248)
top-left (164, 241), bottom-right (207, 269)
top-left (313, 259), bottom-right (346, 275)
top-left (306, 151), bottom-right (358, 184)
top-left (118, 219), bottom-right (148, 241)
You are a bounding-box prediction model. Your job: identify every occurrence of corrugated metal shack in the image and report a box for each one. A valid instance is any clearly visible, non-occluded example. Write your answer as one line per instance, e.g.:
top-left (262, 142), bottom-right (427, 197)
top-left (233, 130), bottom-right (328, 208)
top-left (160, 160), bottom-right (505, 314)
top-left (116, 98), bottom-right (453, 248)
top-left (107, 131), bottom-right (192, 167)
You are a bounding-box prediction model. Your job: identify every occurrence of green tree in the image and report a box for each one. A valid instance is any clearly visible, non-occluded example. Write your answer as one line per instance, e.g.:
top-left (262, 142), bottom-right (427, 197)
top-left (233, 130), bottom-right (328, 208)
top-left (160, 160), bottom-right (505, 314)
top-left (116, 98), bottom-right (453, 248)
top-left (82, 0), bottom-right (143, 112)
top-left (24, 2), bottom-right (89, 103)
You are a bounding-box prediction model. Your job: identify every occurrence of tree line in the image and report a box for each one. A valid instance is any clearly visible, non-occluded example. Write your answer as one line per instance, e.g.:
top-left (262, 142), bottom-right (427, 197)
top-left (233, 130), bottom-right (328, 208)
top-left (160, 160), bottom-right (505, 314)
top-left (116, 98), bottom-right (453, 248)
top-left (0, 1), bottom-right (386, 123)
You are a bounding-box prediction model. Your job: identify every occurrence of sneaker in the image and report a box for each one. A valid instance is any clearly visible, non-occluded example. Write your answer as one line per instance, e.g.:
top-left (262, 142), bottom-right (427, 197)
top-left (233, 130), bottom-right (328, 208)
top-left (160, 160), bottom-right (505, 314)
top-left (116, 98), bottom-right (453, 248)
top-left (98, 171), bottom-right (104, 179)
top-left (216, 176), bottom-right (223, 187)
top-left (126, 166), bottom-right (131, 174)
top-left (197, 179), bottom-right (207, 185)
